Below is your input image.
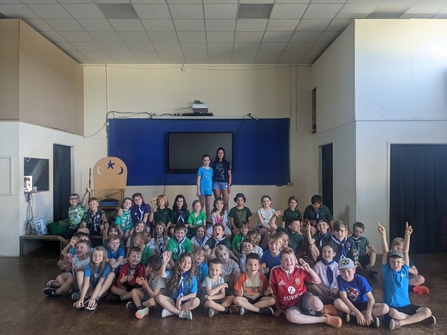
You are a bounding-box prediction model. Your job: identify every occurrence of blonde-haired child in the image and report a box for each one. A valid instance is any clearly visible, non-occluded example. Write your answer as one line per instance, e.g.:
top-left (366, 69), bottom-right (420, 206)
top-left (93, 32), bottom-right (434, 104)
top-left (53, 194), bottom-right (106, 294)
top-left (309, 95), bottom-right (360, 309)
top-left (149, 194), bottom-right (172, 228)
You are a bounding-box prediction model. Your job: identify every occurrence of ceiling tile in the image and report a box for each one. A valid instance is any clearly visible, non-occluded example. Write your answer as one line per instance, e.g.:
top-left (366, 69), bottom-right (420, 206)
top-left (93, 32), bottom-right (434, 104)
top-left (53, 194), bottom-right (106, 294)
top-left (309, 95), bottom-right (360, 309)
top-left (56, 0), bottom-right (93, 4)
top-left (204, 4), bottom-right (238, 19)
top-left (148, 32), bottom-right (179, 42)
top-left (318, 31), bottom-right (341, 42)
top-left (311, 41), bottom-right (331, 50)
top-left (174, 19), bottom-right (205, 31)
top-left (44, 19), bottom-right (84, 31)
top-left (161, 58), bottom-right (184, 64)
top-left (141, 19), bottom-right (175, 31)
top-left (290, 31), bottom-right (322, 41)
top-left (240, 0), bottom-right (275, 4)
top-left (118, 32), bottom-right (150, 43)
top-left (62, 4), bottom-right (104, 19)
top-left (285, 41), bottom-right (313, 51)
top-left (21, 0), bottom-right (58, 3)
top-left (236, 19), bottom-right (268, 31)
top-left (183, 51), bottom-right (208, 59)
top-left (23, 19), bottom-right (54, 31)
top-left (281, 51), bottom-right (307, 59)
top-left (71, 42), bottom-right (104, 51)
top-left (367, 2), bottom-right (416, 18)
top-left (270, 4), bottom-right (307, 19)
top-left (303, 4), bottom-right (343, 18)
top-left (89, 31), bottom-right (122, 43)
top-left (203, 0), bottom-right (237, 3)
top-left (94, 0), bottom-right (130, 3)
top-left (238, 3), bottom-right (273, 18)
top-left (41, 31), bottom-right (66, 42)
top-left (0, 5), bottom-right (39, 18)
top-left (167, 0), bottom-right (202, 3)
top-left (133, 4), bottom-right (170, 19)
top-left (311, 0), bottom-right (345, 3)
top-left (336, 3), bottom-right (379, 19)
top-left (263, 31), bottom-right (293, 42)
top-left (235, 31), bottom-right (264, 42)
top-left (205, 19), bottom-right (236, 31)
top-left (153, 43), bottom-right (181, 51)
top-left (207, 42), bottom-right (233, 51)
top-left (233, 42), bottom-right (260, 51)
top-left (169, 4), bottom-right (204, 19)
top-left (325, 18), bottom-right (353, 31)
top-left (157, 51), bottom-right (184, 59)
top-left (305, 49), bottom-right (324, 59)
top-left (59, 31), bottom-right (94, 42)
top-left (68, 51), bottom-right (87, 59)
top-left (301, 57), bottom-right (317, 64)
top-left (82, 51), bottom-right (109, 58)
top-left (256, 51), bottom-right (281, 59)
top-left (133, 52), bottom-right (161, 63)
top-left (208, 51), bottom-right (232, 59)
top-left (206, 32), bottom-right (234, 43)
top-left (126, 43), bottom-right (155, 51)
top-left (27, 4), bottom-right (71, 19)
top-left (231, 51), bottom-right (257, 59)
top-left (259, 42), bottom-right (287, 51)
top-left (402, 2), bottom-right (447, 15)
top-left (295, 18), bottom-right (331, 31)
top-left (109, 19), bottom-right (145, 31)
top-left (131, 0), bottom-right (165, 3)
top-left (266, 19), bottom-right (299, 31)
top-left (275, 0), bottom-right (309, 3)
top-left (177, 31), bottom-right (206, 42)
top-left (99, 42), bottom-right (130, 51)
top-left (180, 43), bottom-right (207, 51)
top-left (77, 19), bottom-right (114, 31)
top-left (53, 41), bottom-right (77, 51)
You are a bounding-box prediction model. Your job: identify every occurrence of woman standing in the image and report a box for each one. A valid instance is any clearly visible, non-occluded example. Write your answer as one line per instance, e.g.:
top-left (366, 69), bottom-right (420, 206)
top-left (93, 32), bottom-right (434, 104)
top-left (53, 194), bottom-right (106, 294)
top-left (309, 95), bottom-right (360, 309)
top-left (211, 147), bottom-right (232, 211)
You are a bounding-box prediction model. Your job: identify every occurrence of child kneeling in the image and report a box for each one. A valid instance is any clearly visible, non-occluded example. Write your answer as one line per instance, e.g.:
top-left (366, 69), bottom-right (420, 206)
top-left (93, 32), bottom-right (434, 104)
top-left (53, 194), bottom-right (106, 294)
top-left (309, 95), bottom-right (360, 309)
top-left (156, 252), bottom-right (200, 320)
top-left (334, 256), bottom-right (388, 327)
top-left (233, 253), bottom-right (276, 316)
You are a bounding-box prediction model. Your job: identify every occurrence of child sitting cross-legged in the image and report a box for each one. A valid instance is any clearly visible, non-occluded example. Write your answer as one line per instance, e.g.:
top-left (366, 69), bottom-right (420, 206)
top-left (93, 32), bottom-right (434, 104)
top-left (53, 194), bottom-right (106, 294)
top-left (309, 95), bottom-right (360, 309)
top-left (215, 245), bottom-right (241, 294)
top-left (202, 258), bottom-right (238, 317)
top-left (350, 222), bottom-right (378, 276)
top-left (156, 252), bottom-right (200, 320)
top-left (127, 252), bottom-right (170, 319)
top-left (233, 253), bottom-right (276, 316)
top-left (334, 255), bottom-right (389, 327)
top-left (166, 223), bottom-right (193, 269)
top-left (106, 234), bottom-right (125, 273)
top-left (307, 243), bottom-right (340, 304)
top-left (106, 247), bottom-right (145, 303)
top-left (378, 222), bottom-right (436, 330)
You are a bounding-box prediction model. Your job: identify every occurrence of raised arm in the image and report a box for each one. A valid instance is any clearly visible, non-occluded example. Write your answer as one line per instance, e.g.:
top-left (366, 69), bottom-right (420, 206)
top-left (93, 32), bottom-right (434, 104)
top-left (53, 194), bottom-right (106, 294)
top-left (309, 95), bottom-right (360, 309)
top-left (403, 221), bottom-right (412, 266)
top-left (268, 211), bottom-right (282, 231)
top-left (81, 188), bottom-right (90, 207)
top-left (378, 222), bottom-right (388, 265)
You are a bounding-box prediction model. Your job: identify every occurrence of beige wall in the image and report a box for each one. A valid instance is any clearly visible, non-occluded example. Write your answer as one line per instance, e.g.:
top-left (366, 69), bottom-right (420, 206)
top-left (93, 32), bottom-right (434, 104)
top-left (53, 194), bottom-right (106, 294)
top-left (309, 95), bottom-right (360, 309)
top-left (84, 64), bottom-right (313, 215)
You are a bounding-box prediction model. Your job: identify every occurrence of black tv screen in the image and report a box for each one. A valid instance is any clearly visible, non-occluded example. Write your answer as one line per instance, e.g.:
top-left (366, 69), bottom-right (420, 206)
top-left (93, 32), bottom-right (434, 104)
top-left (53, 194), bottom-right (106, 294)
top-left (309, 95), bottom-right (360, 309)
top-left (24, 157), bottom-right (49, 192)
top-left (168, 132), bottom-right (233, 173)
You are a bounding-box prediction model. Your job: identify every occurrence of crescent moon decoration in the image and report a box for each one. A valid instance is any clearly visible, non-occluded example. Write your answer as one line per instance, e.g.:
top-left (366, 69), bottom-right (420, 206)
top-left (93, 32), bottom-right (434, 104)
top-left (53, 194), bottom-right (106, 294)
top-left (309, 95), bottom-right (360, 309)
top-left (97, 166), bottom-right (103, 175)
top-left (118, 167), bottom-right (124, 175)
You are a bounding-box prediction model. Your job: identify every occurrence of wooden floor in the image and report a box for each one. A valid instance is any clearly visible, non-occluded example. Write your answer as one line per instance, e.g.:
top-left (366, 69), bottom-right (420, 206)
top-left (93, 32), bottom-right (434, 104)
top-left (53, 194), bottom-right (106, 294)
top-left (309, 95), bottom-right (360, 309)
top-left (1, 244), bottom-right (446, 335)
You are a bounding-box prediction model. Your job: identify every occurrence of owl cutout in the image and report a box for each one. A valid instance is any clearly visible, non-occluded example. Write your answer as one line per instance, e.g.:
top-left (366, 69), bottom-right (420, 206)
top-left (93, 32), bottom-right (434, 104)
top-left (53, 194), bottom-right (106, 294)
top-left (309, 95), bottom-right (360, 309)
top-left (93, 157), bottom-right (128, 201)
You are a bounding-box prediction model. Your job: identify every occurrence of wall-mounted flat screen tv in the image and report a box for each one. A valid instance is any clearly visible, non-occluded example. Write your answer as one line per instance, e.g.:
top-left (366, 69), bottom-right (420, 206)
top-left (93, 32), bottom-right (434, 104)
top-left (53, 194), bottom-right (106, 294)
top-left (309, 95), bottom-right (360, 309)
top-left (167, 132), bottom-right (233, 174)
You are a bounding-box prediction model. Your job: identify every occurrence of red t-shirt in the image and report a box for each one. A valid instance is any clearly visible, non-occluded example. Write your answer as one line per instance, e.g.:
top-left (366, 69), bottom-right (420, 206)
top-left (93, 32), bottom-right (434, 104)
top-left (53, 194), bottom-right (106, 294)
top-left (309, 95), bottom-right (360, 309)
top-left (116, 263), bottom-right (145, 288)
top-left (269, 265), bottom-right (312, 310)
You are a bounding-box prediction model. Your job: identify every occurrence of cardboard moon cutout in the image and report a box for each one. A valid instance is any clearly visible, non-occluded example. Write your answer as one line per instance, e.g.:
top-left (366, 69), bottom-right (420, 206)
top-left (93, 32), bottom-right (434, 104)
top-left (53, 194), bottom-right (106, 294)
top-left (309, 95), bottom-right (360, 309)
top-left (92, 157), bottom-right (127, 201)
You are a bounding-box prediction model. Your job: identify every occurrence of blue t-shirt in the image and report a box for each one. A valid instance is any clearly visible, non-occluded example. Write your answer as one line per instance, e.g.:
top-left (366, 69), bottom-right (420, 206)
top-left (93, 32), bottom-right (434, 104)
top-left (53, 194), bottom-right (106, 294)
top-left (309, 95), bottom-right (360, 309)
top-left (84, 263), bottom-right (112, 287)
top-left (170, 273), bottom-right (198, 299)
top-left (260, 250), bottom-right (281, 273)
top-left (197, 262), bottom-right (208, 283)
top-left (382, 263), bottom-right (410, 308)
top-left (337, 273), bottom-right (371, 305)
top-left (197, 166), bottom-right (213, 196)
top-left (107, 247), bottom-right (125, 260)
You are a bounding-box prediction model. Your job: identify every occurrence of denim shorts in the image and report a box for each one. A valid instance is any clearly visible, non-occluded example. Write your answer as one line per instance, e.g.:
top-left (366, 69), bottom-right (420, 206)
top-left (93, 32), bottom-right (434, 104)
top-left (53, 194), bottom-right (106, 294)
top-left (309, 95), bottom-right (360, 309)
top-left (212, 182), bottom-right (229, 190)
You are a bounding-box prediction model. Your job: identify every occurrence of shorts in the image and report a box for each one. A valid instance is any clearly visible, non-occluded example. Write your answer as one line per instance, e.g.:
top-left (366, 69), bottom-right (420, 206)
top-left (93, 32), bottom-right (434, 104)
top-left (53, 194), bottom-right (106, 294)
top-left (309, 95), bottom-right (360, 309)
top-left (59, 227), bottom-right (77, 239)
top-left (392, 304), bottom-right (421, 316)
top-left (212, 182), bottom-right (229, 191)
top-left (86, 225), bottom-right (101, 236)
top-left (122, 282), bottom-right (141, 292)
top-left (285, 292), bottom-right (321, 316)
top-left (245, 296), bottom-right (262, 305)
top-left (353, 301), bottom-right (369, 312)
top-left (358, 254), bottom-right (370, 268)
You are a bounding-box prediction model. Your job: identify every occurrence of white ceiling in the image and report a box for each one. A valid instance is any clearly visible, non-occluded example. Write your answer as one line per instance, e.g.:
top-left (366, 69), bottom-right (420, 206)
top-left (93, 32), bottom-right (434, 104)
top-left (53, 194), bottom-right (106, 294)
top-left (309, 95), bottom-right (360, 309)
top-left (1, 0), bottom-right (446, 65)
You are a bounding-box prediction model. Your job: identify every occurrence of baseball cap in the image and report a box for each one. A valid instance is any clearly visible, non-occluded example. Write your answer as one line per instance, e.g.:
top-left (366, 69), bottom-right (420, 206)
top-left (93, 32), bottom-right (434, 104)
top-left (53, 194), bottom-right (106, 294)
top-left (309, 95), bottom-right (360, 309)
top-left (338, 256), bottom-right (355, 269)
top-left (388, 249), bottom-right (404, 259)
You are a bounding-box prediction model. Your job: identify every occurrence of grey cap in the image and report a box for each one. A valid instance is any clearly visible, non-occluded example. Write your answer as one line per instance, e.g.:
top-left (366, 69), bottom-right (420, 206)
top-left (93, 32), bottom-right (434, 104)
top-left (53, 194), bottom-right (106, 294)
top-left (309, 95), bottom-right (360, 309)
top-left (338, 256), bottom-right (355, 269)
top-left (388, 249), bottom-right (404, 259)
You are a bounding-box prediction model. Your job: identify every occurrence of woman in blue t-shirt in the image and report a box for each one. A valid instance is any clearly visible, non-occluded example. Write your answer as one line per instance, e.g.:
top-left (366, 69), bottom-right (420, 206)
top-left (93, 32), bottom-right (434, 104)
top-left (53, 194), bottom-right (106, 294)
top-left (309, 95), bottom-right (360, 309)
top-left (211, 147), bottom-right (232, 211)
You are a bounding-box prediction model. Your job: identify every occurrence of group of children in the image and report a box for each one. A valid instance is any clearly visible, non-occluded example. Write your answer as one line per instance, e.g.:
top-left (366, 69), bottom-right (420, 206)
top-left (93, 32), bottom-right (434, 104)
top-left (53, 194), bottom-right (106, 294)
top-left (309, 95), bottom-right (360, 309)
top-left (43, 190), bottom-right (435, 330)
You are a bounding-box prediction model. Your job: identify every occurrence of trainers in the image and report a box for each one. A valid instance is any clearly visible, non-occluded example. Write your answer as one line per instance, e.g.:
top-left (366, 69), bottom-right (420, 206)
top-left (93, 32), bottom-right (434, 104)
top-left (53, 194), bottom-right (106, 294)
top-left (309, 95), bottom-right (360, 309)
top-left (371, 316), bottom-right (380, 328)
top-left (105, 293), bottom-right (120, 303)
top-left (126, 301), bottom-right (137, 311)
top-left (323, 305), bottom-right (338, 316)
top-left (228, 305), bottom-right (240, 314)
top-left (84, 300), bottom-right (98, 311)
top-left (369, 266), bottom-right (378, 275)
top-left (71, 292), bottom-right (80, 301)
top-left (325, 314), bottom-right (342, 328)
top-left (239, 307), bottom-right (248, 315)
top-left (135, 307), bottom-right (149, 319)
top-left (413, 285), bottom-right (429, 295)
top-left (43, 288), bottom-right (61, 297)
top-left (422, 315), bottom-right (436, 325)
top-left (259, 307), bottom-right (274, 316)
top-left (209, 308), bottom-right (217, 318)
top-left (179, 310), bottom-right (193, 320)
top-left (161, 309), bottom-right (174, 318)
top-left (46, 280), bottom-right (61, 288)
top-left (389, 319), bottom-right (401, 330)
top-left (345, 313), bottom-right (351, 323)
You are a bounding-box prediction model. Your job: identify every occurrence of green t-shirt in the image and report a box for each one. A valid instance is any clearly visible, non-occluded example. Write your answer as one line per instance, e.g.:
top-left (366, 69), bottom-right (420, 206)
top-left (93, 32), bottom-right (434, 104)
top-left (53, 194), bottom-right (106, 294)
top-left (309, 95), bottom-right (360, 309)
top-left (350, 235), bottom-right (370, 257)
top-left (303, 204), bottom-right (333, 223)
top-left (115, 209), bottom-right (134, 231)
top-left (231, 233), bottom-right (248, 252)
top-left (154, 207), bottom-right (172, 225)
top-left (187, 211), bottom-right (207, 227)
top-left (276, 226), bottom-right (304, 251)
top-left (206, 237), bottom-right (231, 250)
top-left (312, 231), bottom-right (333, 249)
top-left (282, 208), bottom-right (303, 224)
top-left (140, 246), bottom-right (153, 266)
top-left (166, 237), bottom-right (192, 261)
top-left (228, 206), bottom-right (252, 228)
top-left (68, 203), bottom-right (85, 229)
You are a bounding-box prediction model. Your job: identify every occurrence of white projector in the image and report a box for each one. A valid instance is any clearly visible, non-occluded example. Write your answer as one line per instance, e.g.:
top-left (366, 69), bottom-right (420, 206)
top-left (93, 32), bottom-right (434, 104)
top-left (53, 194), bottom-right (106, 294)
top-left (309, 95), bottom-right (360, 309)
top-left (190, 100), bottom-right (209, 114)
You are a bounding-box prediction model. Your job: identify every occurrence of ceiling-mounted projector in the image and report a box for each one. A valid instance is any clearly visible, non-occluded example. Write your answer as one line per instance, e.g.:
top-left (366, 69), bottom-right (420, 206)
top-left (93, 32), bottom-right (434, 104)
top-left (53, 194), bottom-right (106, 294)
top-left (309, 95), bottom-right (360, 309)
top-left (190, 100), bottom-right (209, 114)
